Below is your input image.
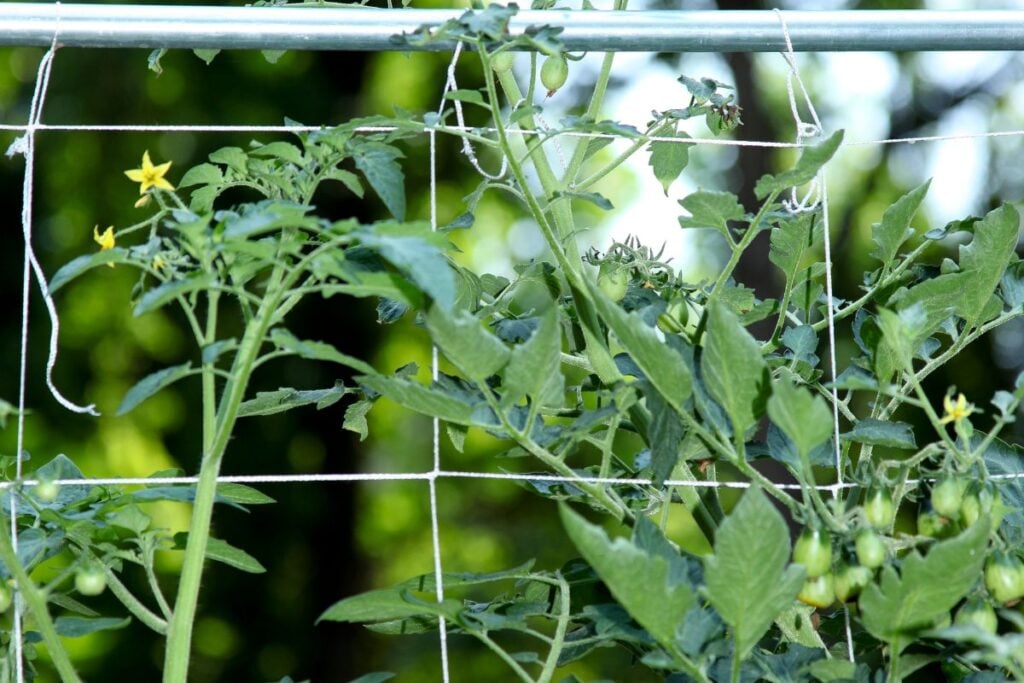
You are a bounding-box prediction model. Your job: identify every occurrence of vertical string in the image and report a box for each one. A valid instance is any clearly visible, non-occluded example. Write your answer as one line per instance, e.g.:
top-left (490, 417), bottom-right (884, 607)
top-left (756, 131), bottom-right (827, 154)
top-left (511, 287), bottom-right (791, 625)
top-left (427, 128), bottom-right (451, 683)
top-left (775, 9), bottom-right (852, 663)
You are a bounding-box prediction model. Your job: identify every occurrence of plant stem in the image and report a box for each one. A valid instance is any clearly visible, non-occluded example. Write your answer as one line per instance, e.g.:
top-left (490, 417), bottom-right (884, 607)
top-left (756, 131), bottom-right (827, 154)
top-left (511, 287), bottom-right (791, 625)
top-left (103, 566), bottom-right (167, 635)
top-left (0, 516), bottom-right (81, 683)
top-left (536, 572), bottom-right (571, 683)
top-left (475, 631), bottom-right (535, 683)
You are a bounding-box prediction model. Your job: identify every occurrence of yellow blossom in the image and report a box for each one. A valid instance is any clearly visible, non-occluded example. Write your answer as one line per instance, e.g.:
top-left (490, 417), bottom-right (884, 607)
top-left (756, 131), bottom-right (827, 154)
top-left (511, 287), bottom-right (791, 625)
top-left (939, 393), bottom-right (973, 425)
top-left (124, 151), bottom-right (174, 195)
top-left (93, 226), bottom-right (116, 268)
top-left (153, 255), bottom-right (166, 270)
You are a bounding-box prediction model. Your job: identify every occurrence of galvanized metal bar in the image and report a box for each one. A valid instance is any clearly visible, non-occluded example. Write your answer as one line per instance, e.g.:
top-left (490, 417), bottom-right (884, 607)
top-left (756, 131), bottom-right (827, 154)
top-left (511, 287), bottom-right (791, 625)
top-left (2, 4), bottom-right (1024, 52)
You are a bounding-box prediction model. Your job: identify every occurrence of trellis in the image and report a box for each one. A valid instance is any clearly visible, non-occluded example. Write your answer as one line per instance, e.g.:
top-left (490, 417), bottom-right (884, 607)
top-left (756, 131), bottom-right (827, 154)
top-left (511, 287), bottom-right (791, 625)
top-left (2, 4), bottom-right (1023, 681)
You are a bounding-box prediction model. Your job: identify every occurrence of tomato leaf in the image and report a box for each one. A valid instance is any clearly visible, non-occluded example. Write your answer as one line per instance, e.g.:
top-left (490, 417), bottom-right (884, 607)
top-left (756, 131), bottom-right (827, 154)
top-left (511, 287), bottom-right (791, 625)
top-left (704, 487), bottom-right (804, 661)
top-left (702, 303), bottom-right (769, 436)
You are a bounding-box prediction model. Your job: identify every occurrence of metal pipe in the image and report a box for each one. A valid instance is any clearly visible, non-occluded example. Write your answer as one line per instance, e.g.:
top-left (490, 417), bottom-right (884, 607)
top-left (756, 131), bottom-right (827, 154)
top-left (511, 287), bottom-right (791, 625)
top-left (2, 4), bottom-right (1024, 52)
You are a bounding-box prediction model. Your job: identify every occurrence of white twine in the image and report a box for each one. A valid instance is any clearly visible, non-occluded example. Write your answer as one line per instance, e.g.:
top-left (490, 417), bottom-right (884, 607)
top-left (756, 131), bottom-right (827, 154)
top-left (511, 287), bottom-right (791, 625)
top-left (436, 41), bottom-right (508, 181)
top-left (777, 8), bottom-right (850, 663)
top-left (428, 116), bottom-right (451, 681)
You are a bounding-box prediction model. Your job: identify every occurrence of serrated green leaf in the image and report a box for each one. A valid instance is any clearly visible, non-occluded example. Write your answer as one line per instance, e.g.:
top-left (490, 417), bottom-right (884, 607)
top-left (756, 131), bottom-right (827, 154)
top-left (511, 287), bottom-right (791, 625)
top-left (841, 418), bottom-right (916, 450)
top-left (560, 505), bottom-right (693, 651)
top-left (503, 310), bottom-right (563, 407)
top-left (343, 398), bottom-right (373, 441)
top-left (649, 127), bottom-right (690, 195)
top-left (178, 163), bottom-right (224, 189)
top-left (249, 141), bottom-right (304, 166)
top-left (216, 483), bottom-right (275, 506)
top-left (237, 384), bottom-right (349, 418)
top-left (859, 520), bottom-right (989, 650)
top-left (704, 487), bottom-right (804, 661)
top-left (770, 213), bottom-right (820, 291)
top-left (54, 616), bottom-right (131, 638)
top-left (767, 377), bottom-right (833, 460)
top-left (352, 141), bottom-right (405, 220)
top-left (358, 222), bottom-right (456, 310)
top-left (269, 328), bottom-right (375, 375)
top-left (755, 131), bottom-right (844, 199)
top-left (872, 181), bottom-right (930, 265)
top-left (586, 279), bottom-right (692, 415)
top-left (358, 375), bottom-right (478, 426)
top-left (209, 146), bottom-right (248, 173)
top-left (174, 533), bottom-right (265, 574)
top-left (117, 363), bottom-right (193, 416)
top-left (134, 274), bottom-right (215, 317)
top-left (678, 190), bottom-right (745, 241)
top-left (425, 306), bottom-right (510, 382)
top-left (702, 303), bottom-right (769, 435)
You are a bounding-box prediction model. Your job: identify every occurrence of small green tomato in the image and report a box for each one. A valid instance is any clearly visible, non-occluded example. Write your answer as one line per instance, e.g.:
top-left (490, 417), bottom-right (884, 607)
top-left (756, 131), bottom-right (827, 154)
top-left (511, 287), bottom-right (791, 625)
top-left (985, 554), bottom-right (1024, 605)
top-left (793, 528), bottom-right (833, 578)
top-left (797, 573), bottom-right (835, 609)
top-left (540, 55), bottom-right (568, 95)
top-left (931, 477), bottom-right (965, 519)
top-left (855, 530), bottom-right (887, 570)
top-left (34, 480), bottom-right (60, 504)
top-left (863, 488), bottom-right (895, 529)
top-left (834, 563), bottom-right (873, 603)
top-left (657, 297), bottom-right (689, 335)
top-left (491, 52), bottom-right (514, 74)
top-left (955, 598), bottom-right (998, 635)
top-left (596, 268), bottom-right (629, 303)
top-left (75, 567), bottom-right (107, 597)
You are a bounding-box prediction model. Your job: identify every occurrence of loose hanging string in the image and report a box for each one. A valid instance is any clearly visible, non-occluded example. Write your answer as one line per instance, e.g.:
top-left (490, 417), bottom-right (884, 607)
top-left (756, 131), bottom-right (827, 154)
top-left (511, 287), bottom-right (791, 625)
top-left (437, 41), bottom-right (508, 181)
top-left (5, 7), bottom-right (97, 419)
top-left (775, 9), bottom-right (853, 663)
top-left (7, 7), bottom-right (63, 679)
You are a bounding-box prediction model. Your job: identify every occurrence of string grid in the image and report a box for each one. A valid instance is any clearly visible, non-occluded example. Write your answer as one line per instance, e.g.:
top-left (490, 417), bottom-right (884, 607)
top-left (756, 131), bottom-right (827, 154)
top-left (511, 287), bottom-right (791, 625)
top-left (3, 8), bottom-right (1023, 681)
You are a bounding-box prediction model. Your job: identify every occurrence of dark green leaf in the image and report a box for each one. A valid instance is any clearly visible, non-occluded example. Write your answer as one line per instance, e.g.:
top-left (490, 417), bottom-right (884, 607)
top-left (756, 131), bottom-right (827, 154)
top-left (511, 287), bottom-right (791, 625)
top-left (648, 127), bottom-right (691, 195)
top-left (770, 213), bottom-right (820, 291)
top-left (755, 131), bottom-right (844, 199)
top-left (842, 418), bottom-right (916, 450)
top-left (178, 163), bottom-right (224, 188)
top-left (209, 146), bottom-right (248, 173)
top-left (587, 279), bottom-right (692, 416)
top-left (117, 363), bottom-right (193, 416)
top-left (173, 533), bottom-right (265, 574)
top-left (859, 520), bottom-right (989, 649)
top-left (270, 328), bottom-right (375, 375)
top-left (767, 377), bottom-right (833, 460)
top-left (358, 375), bottom-right (481, 427)
top-left (49, 249), bottom-right (130, 292)
top-left (216, 483), bottom-right (275, 506)
top-left (702, 303), bottom-right (769, 435)
top-left (503, 310), bottom-right (563, 408)
top-left (237, 384), bottom-right (349, 418)
top-left (704, 487), bottom-right (804, 661)
top-left (54, 617), bottom-right (131, 638)
top-left (425, 306), bottom-right (510, 382)
top-left (352, 141), bottom-right (406, 220)
top-left (560, 504), bottom-right (694, 651)
top-left (249, 141), bottom-right (304, 166)
top-left (134, 274), bottom-right (215, 317)
top-left (871, 181), bottom-right (930, 266)
top-left (343, 398), bottom-right (373, 441)
top-left (678, 190), bottom-right (744, 241)
top-left (358, 222), bottom-right (456, 309)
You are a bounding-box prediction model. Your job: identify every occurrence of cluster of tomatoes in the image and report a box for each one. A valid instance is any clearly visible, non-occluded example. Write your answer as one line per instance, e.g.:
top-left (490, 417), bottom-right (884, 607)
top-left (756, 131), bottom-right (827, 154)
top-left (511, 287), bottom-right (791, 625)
top-left (792, 481), bottom-right (1017, 635)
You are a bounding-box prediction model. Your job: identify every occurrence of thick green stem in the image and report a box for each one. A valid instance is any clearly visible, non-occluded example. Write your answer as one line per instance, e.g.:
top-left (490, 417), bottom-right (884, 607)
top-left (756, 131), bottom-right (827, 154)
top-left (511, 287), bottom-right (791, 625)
top-left (103, 565), bottom-right (167, 635)
top-left (536, 572), bottom-right (571, 683)
top-left (0, 517), bottom-right (81, 683)
top-left (163, 273), bottom-right (284, 682)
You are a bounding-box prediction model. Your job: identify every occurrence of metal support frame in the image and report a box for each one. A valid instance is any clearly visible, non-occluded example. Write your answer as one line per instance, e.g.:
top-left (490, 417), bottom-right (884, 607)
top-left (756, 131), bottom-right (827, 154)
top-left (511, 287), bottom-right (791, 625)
top-left (2, 4), bottom-right (1024, 52)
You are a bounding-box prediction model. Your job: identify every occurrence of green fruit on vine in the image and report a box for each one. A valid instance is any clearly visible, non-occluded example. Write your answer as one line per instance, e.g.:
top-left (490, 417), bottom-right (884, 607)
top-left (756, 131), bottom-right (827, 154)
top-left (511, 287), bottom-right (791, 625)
top-left (961, 484), bottom-right (1006, 528)
top-left (657, 297), bottom-right (689, 335)
top-left (855, 529), bottom-right (887, 570)
top-left (917, 507), bottom-right (955, 539)
top-left (834, 563), bottom-right (872, 603)
top-left (491, 52), bottom-right (514, 74)
top-left (985, 554), bottom-right (1024, 604)
top-left (955, 598), bottom-right (998, 635)
top-left (540, 55), bottom-right (568, 96)
top-left (863, 488), bottom-right (895, 529)
top-left (932, 477), bottom-right (965, 519)
top-left (75, 567), bottom-right (107, 597)
top-left (34, 480), bottom-right (60, 504)
top-left (596, 268), bottom-right (629, 303)
top-left (798, 573), bottom-right (835, 609)
top-left (793, 528), bottom-right (832, 578)
top-left (0, 582), bottom-right (12, 614)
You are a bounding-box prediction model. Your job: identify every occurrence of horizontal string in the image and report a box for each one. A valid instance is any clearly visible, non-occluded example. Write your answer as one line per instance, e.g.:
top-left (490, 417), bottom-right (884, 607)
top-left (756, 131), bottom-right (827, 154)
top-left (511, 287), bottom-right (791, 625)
top-left (6, 470), bottom-right (1024, 490)
top-left (1, 122), bottom-right (1022, 149)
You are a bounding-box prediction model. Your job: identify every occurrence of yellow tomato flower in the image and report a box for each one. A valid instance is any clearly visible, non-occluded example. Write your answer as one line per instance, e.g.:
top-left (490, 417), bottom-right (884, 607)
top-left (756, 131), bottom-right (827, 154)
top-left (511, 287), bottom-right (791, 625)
top-left (124, 151), bottom-right (174, 195)
top-left (940, 393), bottom-right (973, 425)
top-left (93, 225), bottom-right (115, 251)
top-left (153, 255), bottom-right (166, 270)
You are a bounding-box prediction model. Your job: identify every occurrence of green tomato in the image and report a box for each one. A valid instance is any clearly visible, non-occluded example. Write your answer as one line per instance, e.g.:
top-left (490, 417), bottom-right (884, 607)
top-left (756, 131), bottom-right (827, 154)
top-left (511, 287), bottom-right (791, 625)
top-left (961, 484), bottom-right (1006, 528)
top-left (834, 563), bottom-right (873, 603)
top-left (540, 55), bottom-right (568, 95)
top-left (855, 530), bottom-right (887, 570)
top-left (0, 582), bottom-right (12, 614)
top-left (917, 508), bottom-right (955, 539)
top-left (863, 488), bottom-right (895, 529)
top-left (34, 480), bottom-right (60, 504)
top-left (931, 477), bottom-right (965, 519)
top-left (596, 268), bottom-right (629, 303)
top-left (793, 528), bottom-right (833, 578)
top-left (955, 598), bottom-right (998, 635)
top-left (798, 573), bottom-right (835, 609)
top-left (985, 554), bottom-right (1024, 604)
top-left (491, 51), bottom-right (514, 74)
top-left (75, 567), bottom-right (107, 597)
top-left (657, 297), bottom-right (689, 335)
